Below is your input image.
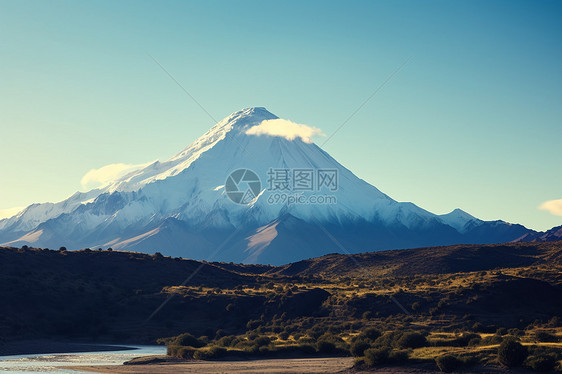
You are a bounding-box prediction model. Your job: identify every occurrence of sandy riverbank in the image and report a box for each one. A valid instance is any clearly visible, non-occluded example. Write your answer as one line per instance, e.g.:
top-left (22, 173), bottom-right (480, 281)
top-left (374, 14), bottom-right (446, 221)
top-left (68, 356), bottom-right (355, 373)
top-left (66, 356), bottom-right (511, 373)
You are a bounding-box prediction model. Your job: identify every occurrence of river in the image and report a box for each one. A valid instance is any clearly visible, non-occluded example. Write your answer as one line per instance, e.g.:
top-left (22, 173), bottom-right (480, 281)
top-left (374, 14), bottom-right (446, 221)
top-left (0, 345), bottom-right (166, 373)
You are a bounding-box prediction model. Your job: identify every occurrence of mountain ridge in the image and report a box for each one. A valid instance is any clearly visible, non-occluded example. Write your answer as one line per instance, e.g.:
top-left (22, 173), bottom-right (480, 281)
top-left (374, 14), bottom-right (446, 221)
top-left (0, 107), bottom-right (553, 264)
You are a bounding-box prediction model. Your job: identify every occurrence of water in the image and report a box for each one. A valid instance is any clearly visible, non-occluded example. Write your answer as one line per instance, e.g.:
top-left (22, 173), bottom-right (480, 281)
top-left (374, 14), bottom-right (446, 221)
top-left (0, 345), bottom-right (166, 373)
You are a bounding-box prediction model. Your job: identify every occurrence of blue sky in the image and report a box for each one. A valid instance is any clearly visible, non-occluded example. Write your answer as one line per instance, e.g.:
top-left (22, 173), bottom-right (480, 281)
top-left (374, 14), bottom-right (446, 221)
top-left (1, 0), bottom-right (561, 230)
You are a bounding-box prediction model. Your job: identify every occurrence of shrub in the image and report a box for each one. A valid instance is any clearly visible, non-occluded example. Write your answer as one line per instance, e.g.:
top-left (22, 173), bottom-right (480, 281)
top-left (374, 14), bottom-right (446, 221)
top-left (317, 333), bottom-right (343, 344)
top-left (471, 322), bottom-right (484, 332)
top-left (458, 333), bottom-right (480, 346)
top-left (317, 340), bottom-right (336, 354)
top-left (246, 320), bottom-right (261, 330)
top-left (507, 328), bottom-right (522, 336)
top-left (361, 327), bottom-right (382, 342)
top-left (173, 333), bottom-right (205, 348)
top-left (468, 337), bottom-right (481, 346)
top-left (497, 339), bottom-right (527, 367)
top-left (258, 345), bottom-right (271, 355)
top-left (480, 335), bottom-right (503, 345)
top-left (496, 327), bottom-right (507, 336)
top-left (167, 345), bottom-right (196, 359)
top-left (388, 349), bottom-right (409, 364)
top-left (397, 332), bottom-right (427, 349)
top-left (435, 355), bottom-right (461, 372)
top-left (460, 355), bottom-right (479, 367)
top-left (240, 344), bottom-right (259, 354)
top-left (193, 346), bottom-right (226, 360)
top-left (534, 330), bottom-right (559, 343)
top-left (178, 346), bottom-right (197, 359)
top-left (298, 336), bottom-right (316, 344)
top-left (373, 331), bottom-right (399, 348)
top-left (364, 347), bottom-right (389, 367)
top-left (526, 354), bottom-right (557, 372)
top-left (350, 340), bottom-right (371, 357)
top-left (216, 335), bottom-right (238, 347)
top-left (354, 357), bottom-right (365, 367)
top-left (166, 345), bottom-right (178, 356)
top-left (307, 327), bottom-right (324, 339)
top-left (192, 350), bottom-right (207, 360)
top-left (254, 336), bottom-right (271, 347)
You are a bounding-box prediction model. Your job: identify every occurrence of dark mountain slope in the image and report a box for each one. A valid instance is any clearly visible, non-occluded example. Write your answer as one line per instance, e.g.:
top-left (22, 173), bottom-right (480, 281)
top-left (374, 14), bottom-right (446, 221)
top-left (269, 241), bottom-right (562, 277)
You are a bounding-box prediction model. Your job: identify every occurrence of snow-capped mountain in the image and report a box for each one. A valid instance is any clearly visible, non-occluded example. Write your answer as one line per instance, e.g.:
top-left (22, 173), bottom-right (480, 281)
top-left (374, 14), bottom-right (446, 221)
top-left (0, 108), bottom-right (538, 264)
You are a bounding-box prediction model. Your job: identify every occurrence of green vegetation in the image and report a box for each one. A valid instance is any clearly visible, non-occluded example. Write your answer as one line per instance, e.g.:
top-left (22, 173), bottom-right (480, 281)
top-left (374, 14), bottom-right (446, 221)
top-left (364, 347), bottom-right (390, 366)
top-left (497, 339), bottom-right (527, 367)
top-left (160, 322), bottom-right (562, 373)
top-left (167, 333), bottom-right (206, 348)
top-left (1, 241), bottom-right (561, 372)
top-left (526, 354), bottom-right (557, 372)
top-left (396, 331), bottom-right (427, 349)
top-left (435, 355), bottom-right (461, 372)
top-left (350, 340), bottom-right (370, 357)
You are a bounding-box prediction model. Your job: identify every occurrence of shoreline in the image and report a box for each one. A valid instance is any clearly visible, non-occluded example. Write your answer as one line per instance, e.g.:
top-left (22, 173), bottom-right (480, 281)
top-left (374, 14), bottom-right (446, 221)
top-left (66, 356), bottom-right (356, 373)
top-left (0, 339), bottom-right (137, 357)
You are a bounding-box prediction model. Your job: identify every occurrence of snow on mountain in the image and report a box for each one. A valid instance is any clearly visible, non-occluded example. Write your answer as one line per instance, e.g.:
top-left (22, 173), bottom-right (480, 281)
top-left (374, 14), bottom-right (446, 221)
top-left (0, 107), bottom-right (540, 264)
top-left (0, 189), bottom-right (102, 234)
top-left (438, 208), bottom-right (481, 233)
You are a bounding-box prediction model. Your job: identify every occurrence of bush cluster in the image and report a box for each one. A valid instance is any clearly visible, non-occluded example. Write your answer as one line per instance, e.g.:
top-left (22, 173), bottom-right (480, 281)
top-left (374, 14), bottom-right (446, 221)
top-left (497, 339), bottom-right (527, 368)
top-left (435, 355), bottom-right (461, 373)
top-left (352, 328), bottom-right (419, 368)
top-left (173, 332), bottom-right (206, 348)
top-left (526, 354), bottom-right (557, 372)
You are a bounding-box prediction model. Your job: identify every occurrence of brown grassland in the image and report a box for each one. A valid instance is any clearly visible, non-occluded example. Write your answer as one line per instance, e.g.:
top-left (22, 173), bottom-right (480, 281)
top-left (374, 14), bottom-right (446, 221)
top-left (0, 241), bottom-right (561, 372)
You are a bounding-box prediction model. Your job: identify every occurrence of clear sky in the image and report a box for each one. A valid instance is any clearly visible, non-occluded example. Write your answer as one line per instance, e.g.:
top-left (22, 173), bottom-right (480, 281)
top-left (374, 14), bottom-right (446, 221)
top-left (1, 0), bottom-right (561, 231)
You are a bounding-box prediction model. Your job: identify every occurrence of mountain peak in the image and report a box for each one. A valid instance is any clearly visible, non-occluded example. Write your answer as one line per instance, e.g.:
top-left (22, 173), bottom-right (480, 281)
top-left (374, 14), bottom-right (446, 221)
top-left (220, 107), bottom-right (278, 130)
top-left (0, 108), bottom-right (540, 265)
top-left (439, 208), bottom-right (479, 233)
top-left (236, 107), bottom-right (274, 117)
top-left (195, 107), bottom-right (279, 143)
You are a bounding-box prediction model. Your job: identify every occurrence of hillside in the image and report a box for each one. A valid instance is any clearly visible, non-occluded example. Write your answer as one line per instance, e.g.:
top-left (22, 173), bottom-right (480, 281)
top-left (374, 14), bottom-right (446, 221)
top-left (267, 241), bottom-right (562, 277)
top-left (1, 241), bottom-right (561, 356)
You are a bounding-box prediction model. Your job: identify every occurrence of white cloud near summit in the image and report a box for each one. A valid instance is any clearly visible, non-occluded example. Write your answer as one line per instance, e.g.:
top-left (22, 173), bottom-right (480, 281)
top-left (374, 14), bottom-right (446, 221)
top-left (539, 199), bottom-right (562, 216)
top-left (81, 162), bottom-right (152, 188)
top-left (245, 119), bottom-right (324, 143)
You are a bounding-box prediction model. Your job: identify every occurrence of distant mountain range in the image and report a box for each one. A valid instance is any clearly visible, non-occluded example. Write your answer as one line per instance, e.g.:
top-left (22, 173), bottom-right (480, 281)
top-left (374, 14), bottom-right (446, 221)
top-left (516, 224), bottom-right (562, 242)
top-left (0, 107), bottom-right (558, 264)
